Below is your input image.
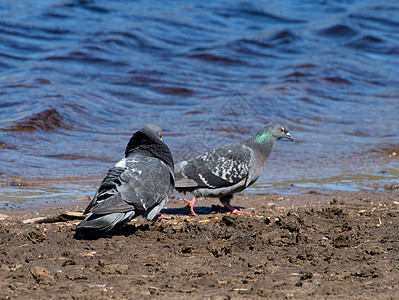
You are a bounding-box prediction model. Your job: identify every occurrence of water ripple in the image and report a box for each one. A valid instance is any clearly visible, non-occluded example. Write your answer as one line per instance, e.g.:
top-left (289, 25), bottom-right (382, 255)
top-left (2, 109), bottom-right (70, 132)
top-left (0, 0), bottom-right (398, 206)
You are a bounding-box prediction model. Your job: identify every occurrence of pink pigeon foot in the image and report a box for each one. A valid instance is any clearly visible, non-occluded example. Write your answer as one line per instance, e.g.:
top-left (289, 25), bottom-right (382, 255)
top-left (157, 213), bottom-right (171, 220)
top-left (151, 213), bottom-right (171, 225)
top-left (183, 196), bottom-right (197, 216)
top-left (222, 202), bottom-right (250, 215)
top-left (226, 209), bottom-right (250, 215)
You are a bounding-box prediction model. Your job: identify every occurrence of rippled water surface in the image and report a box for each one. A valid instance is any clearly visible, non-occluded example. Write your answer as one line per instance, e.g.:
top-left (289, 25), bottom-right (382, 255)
top-left (1, 1), bottom-right (398, 208)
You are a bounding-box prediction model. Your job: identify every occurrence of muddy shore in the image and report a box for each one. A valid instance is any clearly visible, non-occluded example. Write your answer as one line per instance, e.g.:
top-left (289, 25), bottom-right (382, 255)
top-left (1, 190), bottom-right (399, 299)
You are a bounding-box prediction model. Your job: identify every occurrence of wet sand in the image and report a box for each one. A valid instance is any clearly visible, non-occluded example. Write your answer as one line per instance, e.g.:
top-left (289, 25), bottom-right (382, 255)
top-left (1, 190), bottom-right (399, 299)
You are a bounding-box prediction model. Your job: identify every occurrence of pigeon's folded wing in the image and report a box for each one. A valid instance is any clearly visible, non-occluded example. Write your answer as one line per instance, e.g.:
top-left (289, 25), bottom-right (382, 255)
top-left (83, 167), bottom-right (126, 214)
top-left (176, 143), bottom-right (253, 189)
top-left (90, 156), bottom-right (171, 215)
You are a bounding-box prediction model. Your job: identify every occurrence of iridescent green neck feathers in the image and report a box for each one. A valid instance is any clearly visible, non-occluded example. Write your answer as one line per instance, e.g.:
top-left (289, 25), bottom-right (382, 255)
top-left (254, 132), bottom-right (273, 145)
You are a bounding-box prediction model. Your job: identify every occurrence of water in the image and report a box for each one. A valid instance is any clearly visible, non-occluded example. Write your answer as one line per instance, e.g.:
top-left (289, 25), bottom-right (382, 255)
top-left (0, 0), bottom-right (398, 208)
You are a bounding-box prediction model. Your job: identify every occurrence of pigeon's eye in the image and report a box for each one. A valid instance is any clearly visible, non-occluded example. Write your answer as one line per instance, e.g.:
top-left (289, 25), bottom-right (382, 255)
top-left (158, 131), bottom-right (162, 136)
top-left (279, 127), bottom-right (284, 132)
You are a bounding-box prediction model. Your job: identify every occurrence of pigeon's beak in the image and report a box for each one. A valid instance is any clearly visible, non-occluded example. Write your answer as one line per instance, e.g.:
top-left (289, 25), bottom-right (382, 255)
top-left (286, 132), bottom-right (293, 141)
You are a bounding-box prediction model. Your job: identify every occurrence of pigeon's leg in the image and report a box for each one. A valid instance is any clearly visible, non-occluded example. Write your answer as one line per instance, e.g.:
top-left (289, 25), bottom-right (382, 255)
top-left (220, 195), bottom-right (250, 214)
top-left (118, 224), bottom-right (127, 236)
top-left (151, 213), bottom-right (171, 225)
top-left (183, 195), bottom-right (197, 216)
top-left (157, 213), bottom-right (171, 220)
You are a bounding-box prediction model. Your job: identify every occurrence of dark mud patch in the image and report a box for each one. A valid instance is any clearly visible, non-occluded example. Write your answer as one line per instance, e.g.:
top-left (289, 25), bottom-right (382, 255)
top-left (1, 190), bottom-right (399, 299)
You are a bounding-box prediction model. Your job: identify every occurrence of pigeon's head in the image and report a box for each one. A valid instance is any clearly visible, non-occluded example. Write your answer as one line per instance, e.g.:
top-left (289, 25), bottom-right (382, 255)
top-left (254, 121), bottom-right (293, 145)
top-left (140, 124), bottom-right (163, 141)
top-left (268, 121), bottom-right (293, 141)
top-left (125, 124), bottom-right (165, 157)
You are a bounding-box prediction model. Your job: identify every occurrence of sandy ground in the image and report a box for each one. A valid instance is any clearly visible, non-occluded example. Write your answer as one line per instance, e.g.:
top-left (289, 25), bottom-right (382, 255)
top-left (1, 189), bottom-right (399, 299)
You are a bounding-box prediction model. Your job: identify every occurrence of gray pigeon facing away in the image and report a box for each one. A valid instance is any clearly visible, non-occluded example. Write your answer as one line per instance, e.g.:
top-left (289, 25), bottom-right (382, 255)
top-left (76, 124), bottom-right (174, 233)
top-left (174, 121), bottom-right (293, 215)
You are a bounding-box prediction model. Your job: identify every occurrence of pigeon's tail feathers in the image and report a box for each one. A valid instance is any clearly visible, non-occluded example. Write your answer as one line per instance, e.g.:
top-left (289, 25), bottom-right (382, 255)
top-left (76, 211), bottom-right (136, 233)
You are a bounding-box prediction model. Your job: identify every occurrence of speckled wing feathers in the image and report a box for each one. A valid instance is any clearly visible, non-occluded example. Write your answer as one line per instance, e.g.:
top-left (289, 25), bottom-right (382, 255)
top-left (176, 143), bottom-right (253, 189)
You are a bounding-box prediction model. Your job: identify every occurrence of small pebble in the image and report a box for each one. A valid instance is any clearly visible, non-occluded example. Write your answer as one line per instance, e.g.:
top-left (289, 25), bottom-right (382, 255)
top-left (22, 217), bottom-right (46, 224)
top-left (0, 214), bottom-right (10, 220)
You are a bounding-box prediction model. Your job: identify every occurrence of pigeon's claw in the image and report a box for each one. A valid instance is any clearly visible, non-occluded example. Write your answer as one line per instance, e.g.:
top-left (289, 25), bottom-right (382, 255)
top-left (157, 213), bottom-right (171, 220)
top-left (227, 209), bottom-right (250, 215)
top-left (222, 202), bottom-right (249, 215)
top-left (151, 213), bottom-right (171, 225)
top-left (183, 196), bottom-right (197, 216)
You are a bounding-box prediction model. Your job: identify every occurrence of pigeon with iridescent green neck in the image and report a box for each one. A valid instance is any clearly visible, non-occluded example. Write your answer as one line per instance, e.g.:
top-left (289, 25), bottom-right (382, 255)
top-left (174, 121), bottom-right (293, 215)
